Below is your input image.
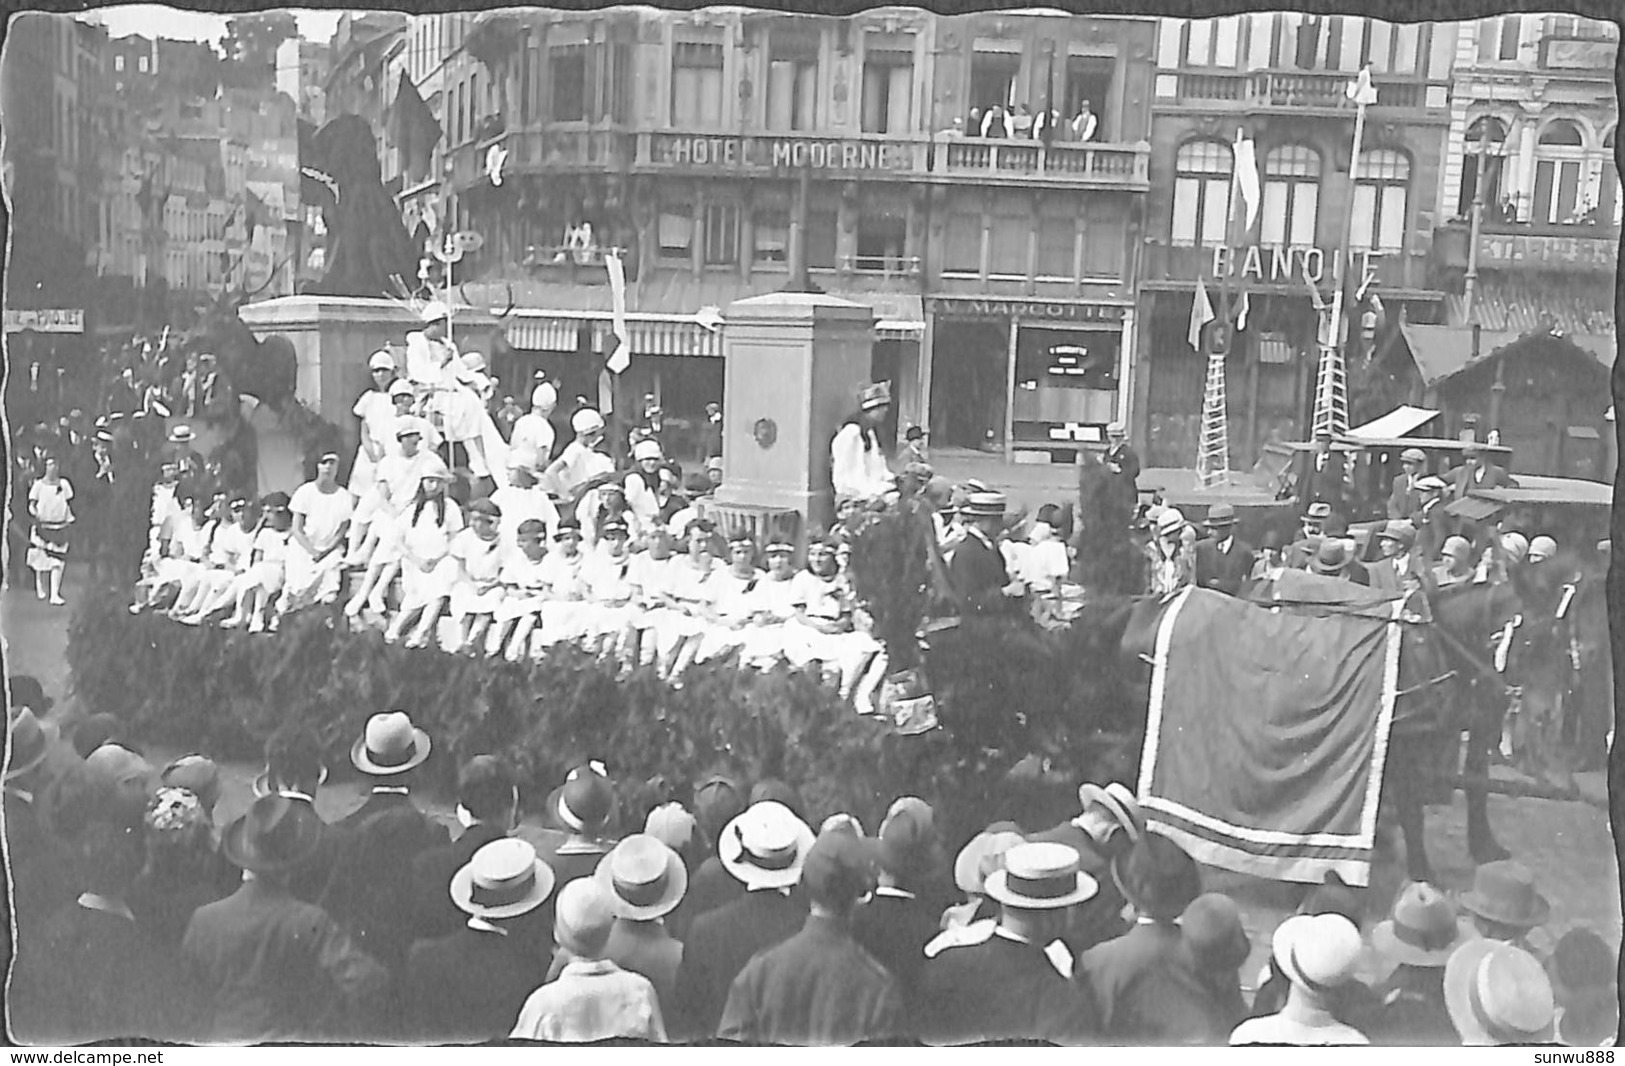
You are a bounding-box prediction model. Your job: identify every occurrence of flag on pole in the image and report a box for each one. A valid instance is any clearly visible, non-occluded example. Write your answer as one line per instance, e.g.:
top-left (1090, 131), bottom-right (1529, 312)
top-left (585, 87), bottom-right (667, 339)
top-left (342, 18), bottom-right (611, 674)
top-left (1234, 290), bottom-right (1251, 333)
top-left (1346, 65), bottom-right (1377, 107)
top-left (606, 250), bottom-right (630, 375)
top-left (1233, 128), bottom-right (1261, 233)
top-left (1189, 277), bottom-right (1215, 352)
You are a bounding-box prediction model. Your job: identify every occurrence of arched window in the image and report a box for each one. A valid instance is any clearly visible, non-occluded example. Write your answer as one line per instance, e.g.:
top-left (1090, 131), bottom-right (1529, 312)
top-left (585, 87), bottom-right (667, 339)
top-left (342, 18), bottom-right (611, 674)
top-left (1260, 145), bottom-right (1320, 247)
top-left (1350, 149), bottom-right (1409, 252)
top-left (1458, 116), bottom-right (1508, 219)
top-left (1170, 140), bottom-right (1232, 247)
top-left (1534, 119), bottom-right (1587, 223)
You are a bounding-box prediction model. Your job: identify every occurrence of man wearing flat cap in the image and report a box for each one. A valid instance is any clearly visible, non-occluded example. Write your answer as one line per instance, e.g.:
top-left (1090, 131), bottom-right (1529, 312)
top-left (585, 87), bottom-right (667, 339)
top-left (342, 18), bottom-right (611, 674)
top-left (920, 842), bottom-right (1100, 1045)
top-left (719, 831), bottom-right (904, 1045)
top-left (1388, 447), bottom-right (1429, 520)
top-left (319, 711), bottom-right (449, 976)
top-left (1293, 427), bottom-right (1349, 515)
top-left (1452, 441), bottom-right (1514, 500)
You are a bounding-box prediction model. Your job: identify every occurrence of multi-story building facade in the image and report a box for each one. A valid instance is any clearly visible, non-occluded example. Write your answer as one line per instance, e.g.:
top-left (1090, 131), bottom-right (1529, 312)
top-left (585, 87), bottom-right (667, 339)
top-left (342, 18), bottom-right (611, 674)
top-left (1135, 14), bottom-right (1461, 468)
top-left (1407, 14), bottom-right (1618, 478)
top-left (388, 8), bottom-right (1155, 458)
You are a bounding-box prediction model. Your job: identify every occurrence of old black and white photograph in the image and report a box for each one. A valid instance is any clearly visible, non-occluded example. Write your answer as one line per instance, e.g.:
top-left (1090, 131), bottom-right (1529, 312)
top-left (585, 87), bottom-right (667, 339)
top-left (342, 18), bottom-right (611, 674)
top-left (1, 1), bottom-right (1619, 1048)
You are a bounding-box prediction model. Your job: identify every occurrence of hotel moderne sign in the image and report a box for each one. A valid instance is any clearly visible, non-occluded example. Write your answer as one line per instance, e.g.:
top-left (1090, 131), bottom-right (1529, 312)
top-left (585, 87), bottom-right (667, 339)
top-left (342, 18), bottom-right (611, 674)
top-left (648, 133), bottom-right (914, 173)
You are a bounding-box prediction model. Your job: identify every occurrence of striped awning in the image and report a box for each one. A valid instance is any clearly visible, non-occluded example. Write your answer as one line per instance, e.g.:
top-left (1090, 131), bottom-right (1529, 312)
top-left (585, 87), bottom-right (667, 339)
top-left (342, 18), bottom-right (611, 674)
top-left (505, 315), bottom-right (586, 353)
top-left (877, 319), bottom-right (924, 341)
top-left (592, 317), bottom-right (723, 358)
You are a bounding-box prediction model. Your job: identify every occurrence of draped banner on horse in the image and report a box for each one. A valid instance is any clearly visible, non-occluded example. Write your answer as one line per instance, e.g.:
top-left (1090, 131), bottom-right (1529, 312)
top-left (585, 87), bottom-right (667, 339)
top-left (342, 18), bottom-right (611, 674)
top-left (1137, 587), bottom-right (1405, 887)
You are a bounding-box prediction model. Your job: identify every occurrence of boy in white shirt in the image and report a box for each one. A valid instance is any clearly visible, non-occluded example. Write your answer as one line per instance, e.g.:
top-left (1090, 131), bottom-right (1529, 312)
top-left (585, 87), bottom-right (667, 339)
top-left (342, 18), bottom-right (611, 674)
top-left (690, 533), bottom-right (765, 668)
top-left (536, 517), bottom-right (590, 649)
top-left (489, 519), bottom-right (550, 661)
top-left (580, 517), bottom-right (639, 661)
top-left (270, 452), bottom-right (354, 629)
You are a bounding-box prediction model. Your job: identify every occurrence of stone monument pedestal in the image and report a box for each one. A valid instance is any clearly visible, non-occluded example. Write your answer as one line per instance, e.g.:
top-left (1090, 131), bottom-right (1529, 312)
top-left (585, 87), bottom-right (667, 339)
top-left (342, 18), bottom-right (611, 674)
top-left (711, 291), bottom-right (876, 543)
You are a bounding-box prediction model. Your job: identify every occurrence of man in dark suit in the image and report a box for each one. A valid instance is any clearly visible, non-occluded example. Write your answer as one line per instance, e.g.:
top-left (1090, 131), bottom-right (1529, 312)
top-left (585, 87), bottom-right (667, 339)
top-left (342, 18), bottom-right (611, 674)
top-left (668, 774), bottom-right (747, 940)
top-left (1077, 833), bottom-right (1210, 1043)
top-left (1295, 428), bottom-right (1349, 514)
top-left (851, 798), bottom-right (947, 1011)
top-left (672, 800), bottom-right (812, 1040)
top-left (319, 712), bottom-right (449, 976)
top-left (1411, 476), bottom-right (1452, 563)
top-left (947, 490), bottom-right (1026, 615)
top-left (919, 841), bottom-right (1099, 1045)
top-left (1101, 422), bottom-right (1141, 529)
top-left (719, 831), bottom-right (904, 1045)
top-left (253, 725), bottom-right (338, 904)
top-left (525, 761), bottom-right (617, 890)
top-left (412, 755), bottom-right (519, 941)
top-left (1193, 504), bottom-right (1255, 597)
top-left (401, 838), bottom-right (557, 1044)
top-left (1388, 447), bottom-right (1428, 519)
top-left (1452, 442), bottom-right (1514, 499)
top-left (184, 795), bottom-right (389, 1043)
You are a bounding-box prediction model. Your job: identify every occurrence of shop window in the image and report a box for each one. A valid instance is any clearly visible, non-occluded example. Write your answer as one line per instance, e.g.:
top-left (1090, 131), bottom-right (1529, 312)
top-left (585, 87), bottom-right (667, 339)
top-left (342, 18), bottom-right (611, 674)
top-left (703, 202), bottom-right (739, 266)
top-left (861, 44), bottom-right (914, 134)
top-left (752, 206), bottom-right (788, 263)
top-left (1533, 120), bottom-right (1587, 224)
top-left (1260, 145), bottom-right (1320, 248)
top-left (658, 202), bottom-right (693, 259)
top-left (1170, 139), bottom-right (1232, 247)
top-left (671, 41), bottom-right (724, 128)
top-left (1457, 116), bottom-right (1508, 220)
top-left (855, 205), bottom-right (907, 271)
top-left (943, 212), bottom-right (983, 274)
top-left (806, 209), bottom-right (837, 269)
top-left (1349, 149), bottom-right (1409, 252)
top-left (550, 46), bottom-right (586, 122)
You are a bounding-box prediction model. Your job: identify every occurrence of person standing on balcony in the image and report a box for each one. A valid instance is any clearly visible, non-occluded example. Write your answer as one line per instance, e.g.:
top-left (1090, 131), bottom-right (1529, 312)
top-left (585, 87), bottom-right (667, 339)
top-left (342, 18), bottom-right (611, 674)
top-left (1034, 106), bottom-right (1059, 144)
top-left (967, 108), bottom-right (984, 139)
top-left (981, 104), bottom-right (1013, 139)
top-left (1011, 104), bottom-right (1035, 139)
top-left (1071, 101), bottom-right (1098, 143)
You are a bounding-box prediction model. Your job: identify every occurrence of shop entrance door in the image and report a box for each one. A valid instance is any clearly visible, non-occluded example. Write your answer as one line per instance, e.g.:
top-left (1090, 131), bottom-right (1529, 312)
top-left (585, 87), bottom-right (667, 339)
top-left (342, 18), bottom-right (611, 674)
top-left (928, 319), bottom-right (1008, 451)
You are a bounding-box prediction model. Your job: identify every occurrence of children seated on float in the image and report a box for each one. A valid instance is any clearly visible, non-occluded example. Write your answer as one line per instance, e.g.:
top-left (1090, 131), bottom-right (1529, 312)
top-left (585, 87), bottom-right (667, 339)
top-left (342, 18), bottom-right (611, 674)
top-left (221, 493), bottom-right (293, 632)
top-left (171, 493), bottom-right (254, 624)
top-left (344, 379), bottom-right (418, 566)
top-left (490, 464), bottom-right (558, 555)
top-left (735, 538), bottom-right (804, 667)
top-left (346, 416), bottom-right (437, 618)
top-left (446, 497), bottom-right (506, 655)
top-left (269, 451), bottom-right (353, 630)
top-left (627, 526), bottom-right (682, 669)
top-left (131, 485), bottom-right (210, 614)
top-left (536, 517), bottom-right (591, 650)
top-left (384, 460), bottom-right (462, 647)
top-left (655, 521), bottom-right (722, 679)
top-left (489, 518), bottom-right (550, 661)
top-left (580, 517), bottom-right (639, 661)
top-left (690, 533), bottom-right (766, 668)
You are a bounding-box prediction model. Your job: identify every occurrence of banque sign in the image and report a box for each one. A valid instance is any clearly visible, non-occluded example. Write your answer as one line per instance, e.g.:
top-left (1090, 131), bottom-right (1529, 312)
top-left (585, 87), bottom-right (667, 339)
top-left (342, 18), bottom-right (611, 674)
top-left (1209, 245), bottom-right (1381, 286)
top-left (649, 133), bottom-right (913, 172)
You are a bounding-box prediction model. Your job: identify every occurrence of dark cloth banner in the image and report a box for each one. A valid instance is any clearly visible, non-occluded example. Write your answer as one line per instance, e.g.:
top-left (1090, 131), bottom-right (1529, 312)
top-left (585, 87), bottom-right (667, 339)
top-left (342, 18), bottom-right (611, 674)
top-left (1138, 587), bottom-right (1403, 886)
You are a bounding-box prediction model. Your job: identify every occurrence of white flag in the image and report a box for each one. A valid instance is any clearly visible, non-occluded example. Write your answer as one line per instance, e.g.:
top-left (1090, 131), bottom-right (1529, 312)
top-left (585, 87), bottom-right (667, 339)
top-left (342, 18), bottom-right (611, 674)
top-left (1188, 277), bottom-right (1215, 352)
top-left (606, 250), bottom-right (630, 375)
top-left (1233, 129), bottom-right (1261, 233)
top-left (1234, 290), bottom-right (1251, 333)
top-left (1346, 66), bottom-right (1377, 107)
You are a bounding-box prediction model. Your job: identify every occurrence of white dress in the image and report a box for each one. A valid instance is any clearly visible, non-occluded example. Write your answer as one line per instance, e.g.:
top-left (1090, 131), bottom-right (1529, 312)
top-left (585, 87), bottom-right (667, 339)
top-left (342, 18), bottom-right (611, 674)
top-left (495, 550), bottom-right (551, 623)
top-left (830, 422), bottom-right (894, 502)
top-left (537, 551), bottom-right (590, 644)
top-left (580, 548), bottom-right (639, 638)
top-left (737, 574), bottom-right (803, 664)
top-left (349, 388), bottom-right (396, 499)
top-left (508, 411), bottom-right (556, 477)
top-left (235, 526), bottom-right (291, 596)
top-left (448, 528), bottom-right (507, 617)
top-left (27, 478), bottom-right (75, 573)
top-left (398, 499), bottom-right (465, 608)
top-left (780, 570), bottom-right (852, 665)
top-left (154, 512), bottom-right (208, 588)
top-left (693, 567), bottom-right (764, 663)
top-left (367, 452), bottom-right (441, 564)
top-left (282, 482), bottom-right (355, 605)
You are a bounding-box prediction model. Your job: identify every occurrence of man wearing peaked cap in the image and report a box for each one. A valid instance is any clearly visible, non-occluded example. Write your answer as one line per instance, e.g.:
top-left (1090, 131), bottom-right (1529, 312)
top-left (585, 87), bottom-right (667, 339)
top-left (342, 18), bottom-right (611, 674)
top-left (182, 794), bottom-right (389, 1043)
top-left (1078, 831), bottom-right (1210, 1042)
top-left (851, 797), bottom-right (946, 1012)
top-left (402, 838), bottom-right (557, 1044)
top-left (719, 831), bottom-right (904, 1046)
top-left (317, 711), bottom-right (449, 975)
top-left (527, 761), bottom-right (618, 891)
top-left (673, 800), bottom-right (814, 1040)
top-left (1389, 447), bottom-right (1430, 520)
top-left (921, 841), bottom-right (1100, 1045)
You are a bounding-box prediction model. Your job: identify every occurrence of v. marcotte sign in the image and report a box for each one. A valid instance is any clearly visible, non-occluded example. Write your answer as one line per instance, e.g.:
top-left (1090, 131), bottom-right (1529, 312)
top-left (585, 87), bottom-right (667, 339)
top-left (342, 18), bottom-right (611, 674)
top-left (4, 309), bottom-right (84, 334)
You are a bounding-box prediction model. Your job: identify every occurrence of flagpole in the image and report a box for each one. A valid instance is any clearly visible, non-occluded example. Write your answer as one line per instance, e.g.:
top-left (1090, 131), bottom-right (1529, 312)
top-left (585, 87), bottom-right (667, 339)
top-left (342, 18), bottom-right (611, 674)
top-left (1319, 66), bottom-right (1374, 437)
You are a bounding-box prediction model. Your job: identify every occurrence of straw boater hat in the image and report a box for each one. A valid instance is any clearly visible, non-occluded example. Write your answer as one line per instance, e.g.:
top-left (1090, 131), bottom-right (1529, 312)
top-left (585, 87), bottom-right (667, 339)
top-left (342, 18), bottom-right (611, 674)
top-left (168, 425), bottom-right (196, 445)
top-left (1155, 507), bottom-right (1188, 539)
top-left (1371, 881), bottom-right (1474, 968)
top-left (984, 841), bottom-right (1099, 910)
top-left (6, 708), bottom-right (59, 781)
top-left (718, 800), bottom-right (816, 891)
top-left (350, 711), bottom-right (432, 776)
top-left (594, 834), bottom-right (688, 921)
top-left (1458, 860), bottom-right (1550, 928)
top-left (1112, 832), bottom-right (1202, 921)
top-left (1444, 939), bottom-right (1556, 1045)
top-left (549, 762), bottom-right (617, 834)
top-left (222, 794), bottom-right (325, 874)
top-left (858, 381), bottom-right (892, 411)
top-left (450, 838), bottom-right (556, 920)
top-left (1078, 781), bottom-right (1146, 843)
top-left (960, 491), bottom-right (1009, 520)
top-left (1273, 913), bottom-right (1365, 996)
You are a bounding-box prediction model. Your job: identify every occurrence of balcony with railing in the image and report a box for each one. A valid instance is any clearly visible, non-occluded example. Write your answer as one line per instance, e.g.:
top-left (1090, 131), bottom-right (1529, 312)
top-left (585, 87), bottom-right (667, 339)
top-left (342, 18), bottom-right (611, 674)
top-left (628, 130), bottom-right (1150, 188)
top-left (1154, 68), bottom-right (1437, 116)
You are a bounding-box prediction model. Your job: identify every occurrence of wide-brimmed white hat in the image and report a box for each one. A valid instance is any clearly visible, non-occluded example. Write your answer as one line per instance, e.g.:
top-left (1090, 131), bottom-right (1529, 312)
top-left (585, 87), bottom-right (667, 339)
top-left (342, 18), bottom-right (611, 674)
top-left (1273, 913), bottom-right (1364, 994)
top-left (1445, 938), bottom-right (1556, 1045)
top-left (1155, 507), bottom-right (1188, 537)
top-left (594, 834), bottom-right (688, 920)
top-left (571, 409), bottom-right (605, 436)
top-left (984, 842), bottom-right (1098, 910)
top-left (718, 800), bottom-right (815, 890)
top-left (450, 838), bottom-right (555, 920)
top-left (350, 711), bottom-right (431, 776)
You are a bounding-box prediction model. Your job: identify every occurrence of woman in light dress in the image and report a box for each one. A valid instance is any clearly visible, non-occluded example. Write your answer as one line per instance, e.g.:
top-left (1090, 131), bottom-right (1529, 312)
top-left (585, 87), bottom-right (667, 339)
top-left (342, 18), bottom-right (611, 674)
top-left (445, 497), bottom-right (506, 654)
top-left (171, 494), bottom-right (255, 623)
top-left (384, 462), bottom-right (463, 647)
top-left (26, 455), bottom-right (75, 606)
top-left (221, 493), bottom-right (294, 633)
top-left (535, 518), bottom-right (591, 650)
top-left (489, 519), bottom-right (550, 661)
top-left (132, 487), bottom-right (210, 613)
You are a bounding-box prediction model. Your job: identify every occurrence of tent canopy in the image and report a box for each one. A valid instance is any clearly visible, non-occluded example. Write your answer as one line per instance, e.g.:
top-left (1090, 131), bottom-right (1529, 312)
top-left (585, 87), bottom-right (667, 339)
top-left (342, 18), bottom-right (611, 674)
top-left (1399, 324), bottom-right (1615, 387)
top-left (1345, 405), bottom-right (1439, 440)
